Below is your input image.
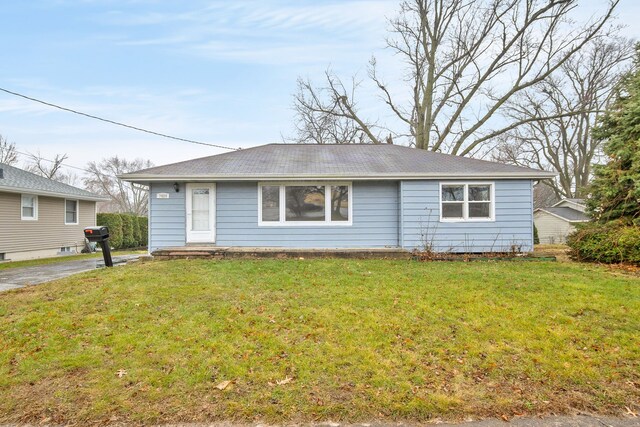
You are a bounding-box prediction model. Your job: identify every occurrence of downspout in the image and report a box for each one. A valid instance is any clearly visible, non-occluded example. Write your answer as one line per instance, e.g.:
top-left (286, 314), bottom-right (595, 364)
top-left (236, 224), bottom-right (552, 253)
top-left (398, 181), bottom-right (404, 249)
top-left (147, 183), bottom-right (152, 255)
top-left (530, 180), bottom-right (535, 253)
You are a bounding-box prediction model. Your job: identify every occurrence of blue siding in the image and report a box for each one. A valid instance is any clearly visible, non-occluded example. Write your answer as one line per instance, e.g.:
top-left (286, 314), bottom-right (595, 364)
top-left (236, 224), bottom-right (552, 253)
top-left (149, 182), bottom-right (186, 251)
top-left (148, 179), bottom-right (533, 252)
top-left (401, 180), bottom-right (534, 252)
top-left (216, 181), bottom-right (399, 248)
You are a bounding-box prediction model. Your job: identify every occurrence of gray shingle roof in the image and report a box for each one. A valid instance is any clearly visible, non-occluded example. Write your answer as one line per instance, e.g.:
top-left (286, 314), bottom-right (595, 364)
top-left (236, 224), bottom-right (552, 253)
top-left (0, 163), bottom-right (108, 201)
top-left (121, 144), bottom-right (555, 181)
top-left (555, 198), bottom-right (586, 207)
top-left (538, 207), bottom-right (589, 222)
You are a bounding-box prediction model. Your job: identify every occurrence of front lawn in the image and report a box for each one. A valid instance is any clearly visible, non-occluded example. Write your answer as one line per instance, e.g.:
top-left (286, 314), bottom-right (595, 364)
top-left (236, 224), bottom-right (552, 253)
top-left (0, 259), bottom-right (638, 424)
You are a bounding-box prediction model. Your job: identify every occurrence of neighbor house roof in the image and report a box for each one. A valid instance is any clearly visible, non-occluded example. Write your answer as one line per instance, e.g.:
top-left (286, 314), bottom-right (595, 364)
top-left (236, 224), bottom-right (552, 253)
top-left (552, 198), bottom-right (586, 208)
top-left (535, 207), bottom-right (589, 222)
top-left (120, 144), bottom-right (556, 182)
top-left (0, 163), bottom-right (109, 202)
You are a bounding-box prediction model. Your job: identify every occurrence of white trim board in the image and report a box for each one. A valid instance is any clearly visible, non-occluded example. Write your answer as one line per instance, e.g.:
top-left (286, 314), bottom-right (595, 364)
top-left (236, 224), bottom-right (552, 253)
top-left (438, 181), bottom-right (496, 223)
top-left (122, 172), bottom-right (556, 183)
top-left (258, 182), bottom-right (353, 227)
top-left (185, 183), bottom-right (216, 243)
top-left (64, 199), bottom-right (79, 225)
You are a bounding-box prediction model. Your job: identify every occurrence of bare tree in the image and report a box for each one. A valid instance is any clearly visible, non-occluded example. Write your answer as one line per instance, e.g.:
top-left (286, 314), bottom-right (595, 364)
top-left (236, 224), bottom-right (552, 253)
top-left (84, 157), bottom-right (152, 216)
top-left (533, 182), bottom-right (559, 209)
top-left (493, 37), bottom-right (633, 198)
top-left (0, 134), bottom-right (18, 165)
top-left (25, 152), bottom-right (67, 179)
top-left (289, 73), bottom-right (390, 145)
top-left (291, 0), bottom-right (618, 155)
top-left (24, 151), bottom-right (79, 185)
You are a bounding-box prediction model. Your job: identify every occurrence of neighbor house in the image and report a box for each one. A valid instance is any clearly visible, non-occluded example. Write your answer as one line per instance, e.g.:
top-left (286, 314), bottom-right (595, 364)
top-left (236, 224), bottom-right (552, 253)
top-left (534, 198), bottom-right (589, 244)
top-left (0, 163), bottom-right (109, 261)
top-left (120, 144), bottom-right (555, 254)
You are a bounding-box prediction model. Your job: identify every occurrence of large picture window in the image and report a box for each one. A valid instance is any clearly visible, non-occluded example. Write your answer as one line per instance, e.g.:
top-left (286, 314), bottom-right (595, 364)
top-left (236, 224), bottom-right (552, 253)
top-left (259, 183), bottom-right (352, 226)
top-left (440, 182), bottom-right (494, 221)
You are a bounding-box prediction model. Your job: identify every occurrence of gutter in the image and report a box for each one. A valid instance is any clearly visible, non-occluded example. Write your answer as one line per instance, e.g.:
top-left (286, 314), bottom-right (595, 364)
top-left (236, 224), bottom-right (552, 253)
top-left (120, 171), bottom-right (558, 183)
top-left (534, 208), bottom-right (590, 223)
top-left (0, 185), bottom-right (110, 202)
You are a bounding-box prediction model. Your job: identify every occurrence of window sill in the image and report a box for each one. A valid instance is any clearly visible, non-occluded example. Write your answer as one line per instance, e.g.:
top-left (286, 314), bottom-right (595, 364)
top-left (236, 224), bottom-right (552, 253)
top-left (259, 221), bottom-right (353, 227)
top-left (439, 218), bottom-right (495, 223)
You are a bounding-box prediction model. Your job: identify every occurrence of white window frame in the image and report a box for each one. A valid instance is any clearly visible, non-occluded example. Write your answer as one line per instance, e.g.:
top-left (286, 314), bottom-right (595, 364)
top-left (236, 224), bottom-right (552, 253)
top-left (64, 199), bottom-right (79, 225)
top-left (20, 194), bottom-right (38, 221)
top-left (258, 182), bottom-right (353, 226)
top-left (439, 182), bottom-right (495, 222)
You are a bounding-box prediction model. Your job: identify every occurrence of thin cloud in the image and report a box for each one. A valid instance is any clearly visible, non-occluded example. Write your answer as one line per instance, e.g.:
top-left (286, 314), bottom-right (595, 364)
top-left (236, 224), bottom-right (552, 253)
top-left (104, 1), bottom-right (396, 65)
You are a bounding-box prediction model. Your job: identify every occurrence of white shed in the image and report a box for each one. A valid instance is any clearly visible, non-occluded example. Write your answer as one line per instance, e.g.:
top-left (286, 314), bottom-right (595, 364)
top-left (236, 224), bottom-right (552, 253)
top-left (534, 199), bottom-right (589, 244)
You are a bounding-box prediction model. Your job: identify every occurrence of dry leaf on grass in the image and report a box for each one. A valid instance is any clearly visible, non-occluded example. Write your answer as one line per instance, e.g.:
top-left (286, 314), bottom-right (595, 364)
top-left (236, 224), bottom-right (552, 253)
top-left (215, 380), bottom-right (233, 390)
top-left (276, 376), bottom-right (293, 385)
top-left (115, 369), bottom-right (127, 378)
top-left (268, 376), bottom-right (294, 387)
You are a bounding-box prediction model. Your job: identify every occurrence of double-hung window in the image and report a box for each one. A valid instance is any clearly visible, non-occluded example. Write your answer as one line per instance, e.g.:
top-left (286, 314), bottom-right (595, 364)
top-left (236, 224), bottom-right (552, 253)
top-left (65, 200), bottom-right (79, 225)
top-left (440, 182), bottom-right (494, 221)
top-left (21, 194), bottom-right (38, 220)
top-left (259, 183), bottom-right (352, 226)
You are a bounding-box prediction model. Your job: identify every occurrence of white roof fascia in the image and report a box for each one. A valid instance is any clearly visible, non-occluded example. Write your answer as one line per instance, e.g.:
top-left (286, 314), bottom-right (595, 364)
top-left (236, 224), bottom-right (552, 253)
top-left (120, 172), bottom-right (557, 183)
top-left (0, 185), bottom-right (110, 202)
top-left (534, 208), bottom-right (589, 223)
top-left (552, 199), bottom-right (587, 209)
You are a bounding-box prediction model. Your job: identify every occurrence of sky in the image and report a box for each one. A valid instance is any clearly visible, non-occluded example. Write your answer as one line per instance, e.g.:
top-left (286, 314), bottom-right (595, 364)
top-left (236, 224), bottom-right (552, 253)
top-left (0, 0), bottom-right (638, 175)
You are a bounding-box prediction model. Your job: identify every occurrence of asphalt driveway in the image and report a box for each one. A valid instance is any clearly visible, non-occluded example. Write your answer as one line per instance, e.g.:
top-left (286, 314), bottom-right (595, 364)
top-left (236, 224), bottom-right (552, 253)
top-left (0, 255), bottom-right (139, 292)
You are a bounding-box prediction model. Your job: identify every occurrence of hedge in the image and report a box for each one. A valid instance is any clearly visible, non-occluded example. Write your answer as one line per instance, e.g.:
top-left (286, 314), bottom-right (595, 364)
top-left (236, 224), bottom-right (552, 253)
top-left (138, 216), bottom-right (148, 247)
top-left (96, 213), bottom-right (123, 249)
top-left (566, 220), bottom-right (640, 265)
top-left (96, 213), bottom-right (148, 249)
top-left (121, 214), bottom-right (137, 248)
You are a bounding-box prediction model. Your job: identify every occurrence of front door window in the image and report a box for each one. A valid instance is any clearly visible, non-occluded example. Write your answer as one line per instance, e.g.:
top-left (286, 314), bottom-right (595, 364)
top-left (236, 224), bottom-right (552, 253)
top-left (192, 189), bottom-right (210, 231)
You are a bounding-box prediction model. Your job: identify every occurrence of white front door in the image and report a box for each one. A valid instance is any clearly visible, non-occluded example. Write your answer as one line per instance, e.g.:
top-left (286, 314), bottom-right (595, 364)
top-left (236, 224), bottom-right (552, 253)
top-left (186, 183), bottom-right (216, 243)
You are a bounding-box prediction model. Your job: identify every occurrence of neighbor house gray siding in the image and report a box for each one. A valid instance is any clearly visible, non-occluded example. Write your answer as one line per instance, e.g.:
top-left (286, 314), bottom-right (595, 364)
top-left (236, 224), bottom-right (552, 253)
top-left (400, 180), bottom-right (534, 252)
top-left (216, 181), bottom-right (399, 248)
top-left (149, 182), bottom-right (186, 251)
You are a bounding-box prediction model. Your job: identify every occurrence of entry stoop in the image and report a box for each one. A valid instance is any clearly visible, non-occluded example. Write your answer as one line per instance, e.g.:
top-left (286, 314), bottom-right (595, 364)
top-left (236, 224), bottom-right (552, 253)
top-left (152, 246), bottom-right (411, 260)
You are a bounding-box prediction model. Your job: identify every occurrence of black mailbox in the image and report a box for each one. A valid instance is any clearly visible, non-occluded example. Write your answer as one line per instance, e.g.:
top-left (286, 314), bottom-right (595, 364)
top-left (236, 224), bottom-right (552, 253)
top-left (84, 226), bottom-right (109, 242)
top-left (83, 226), bottom-right (113, 267)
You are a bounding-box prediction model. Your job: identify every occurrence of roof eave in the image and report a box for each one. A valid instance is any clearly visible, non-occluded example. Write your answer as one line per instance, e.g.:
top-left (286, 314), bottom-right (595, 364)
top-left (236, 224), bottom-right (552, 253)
top-left (0, 185), bottom-right (110, 202)
top-left (120, 171), bottom-right (557, 183)
top-left (551, 199), bottom-right (587, 209)
top-left (534, 208), bottom-right (590, 223)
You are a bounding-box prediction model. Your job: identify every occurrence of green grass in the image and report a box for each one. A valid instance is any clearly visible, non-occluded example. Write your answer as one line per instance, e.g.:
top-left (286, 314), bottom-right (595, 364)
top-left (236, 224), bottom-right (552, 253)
top-left (0, 250), bottom-right (146, 270)
top-left (0, 259), bottom-right (638, 424)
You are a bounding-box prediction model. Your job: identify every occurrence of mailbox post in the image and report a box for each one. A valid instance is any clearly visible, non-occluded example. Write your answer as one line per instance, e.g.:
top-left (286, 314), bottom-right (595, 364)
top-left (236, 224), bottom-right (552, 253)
top-left (84, 226), bottom-right (113, 267)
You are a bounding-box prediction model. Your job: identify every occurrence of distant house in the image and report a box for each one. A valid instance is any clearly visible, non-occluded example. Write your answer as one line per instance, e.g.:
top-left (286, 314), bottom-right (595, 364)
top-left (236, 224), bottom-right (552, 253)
top-left (0, 163), bottom-right (108, 261)
top-left (534, 199), bottom-right (589, 244)
top-left (120, 144), bottom-right (555, 254)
